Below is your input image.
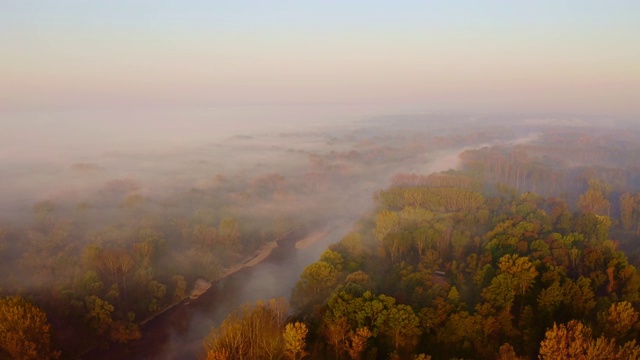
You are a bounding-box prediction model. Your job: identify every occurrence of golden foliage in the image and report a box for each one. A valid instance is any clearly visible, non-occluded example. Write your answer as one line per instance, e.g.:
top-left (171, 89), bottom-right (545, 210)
top-left (0, 296), bottom-right (59, 360)
top-left (283, 322), bottom-right (309, 360)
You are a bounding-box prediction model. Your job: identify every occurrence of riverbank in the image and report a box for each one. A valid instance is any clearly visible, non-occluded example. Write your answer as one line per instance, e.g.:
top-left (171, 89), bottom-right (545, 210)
top-left (186, 227), bottom-right (336, 301)
top-left (85, 221), bottom-right (352, 360)
top-left (186, 240), bottom-right (280, 301)
top-left (211, 225), bottom-right (334, 282)
top-left (152, 235), bottom-right (287, 310)
top-left (155, 226), bottom-right (333, 318)
top-left (175, 228), bottom-right (332, 307)
top-left (80, 233), bottom-right (292, 359)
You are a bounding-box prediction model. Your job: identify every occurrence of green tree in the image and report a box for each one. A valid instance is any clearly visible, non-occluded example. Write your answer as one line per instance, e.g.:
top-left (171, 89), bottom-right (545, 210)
top-left (97, 248), bottom-right (134, 301)
top-left (84, 295), bottom-right (114, 336)
top-left (385, 304), bottom-right (421, 352)
top-left (413, 227), bottom-right (434, 258)
top-left (293, 261), bottom-right (339, 308)
top-left (482, 273), bottom-right (516, 310)
top-left (562, 277), bottom-right (596, 320)
top-left (337, 231), bottom-right (368, 269)
top-left (146, 280), bottom-right (167, 313)
top-left (399, 206), bottom-right (433, 229)
top-left (320, 249), bottom-right (344, 272)
top-left (537, 281), bottom-right (564, 319)
top-left (498, 254), bottom-right (538, 301)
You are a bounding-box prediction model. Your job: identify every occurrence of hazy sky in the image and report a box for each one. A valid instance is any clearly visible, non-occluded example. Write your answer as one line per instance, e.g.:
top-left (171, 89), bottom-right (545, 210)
top-left (2, 1), bottom-right (639, 116)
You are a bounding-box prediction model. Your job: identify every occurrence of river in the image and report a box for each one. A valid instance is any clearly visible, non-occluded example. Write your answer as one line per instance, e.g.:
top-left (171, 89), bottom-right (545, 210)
top-left (86, 222), bottom-right (353, 360)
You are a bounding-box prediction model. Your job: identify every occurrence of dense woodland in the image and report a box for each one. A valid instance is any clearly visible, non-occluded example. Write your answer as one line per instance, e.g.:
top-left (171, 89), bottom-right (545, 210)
top-left (4, 121), bottom-right (640, 359)
top-left (203, 123), bottom-right (640, 359)
top-left (1, 120), bottom-right (517, 359)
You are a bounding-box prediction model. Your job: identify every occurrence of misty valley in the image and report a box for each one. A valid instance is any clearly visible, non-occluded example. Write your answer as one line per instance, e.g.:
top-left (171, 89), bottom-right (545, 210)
top-left (3, 118), bottom-right (640, 360)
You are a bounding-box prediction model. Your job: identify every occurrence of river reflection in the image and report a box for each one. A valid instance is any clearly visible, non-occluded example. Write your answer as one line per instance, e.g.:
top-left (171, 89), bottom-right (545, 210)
top-left (87, 223), bottom-right (351, 360)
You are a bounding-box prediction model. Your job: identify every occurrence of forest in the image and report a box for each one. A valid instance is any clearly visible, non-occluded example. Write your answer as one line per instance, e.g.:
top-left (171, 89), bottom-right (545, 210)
top-left (3, 119), bottom-right (640, 359)
top-left (4, 0), bottom-right (639, 359)
top-left (202, 121), bottom-right (640, 359)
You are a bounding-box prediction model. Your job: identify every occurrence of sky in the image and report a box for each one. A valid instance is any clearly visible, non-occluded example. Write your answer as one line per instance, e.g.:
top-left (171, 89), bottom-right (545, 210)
top-left (1, 1), bottom-right (640, 117)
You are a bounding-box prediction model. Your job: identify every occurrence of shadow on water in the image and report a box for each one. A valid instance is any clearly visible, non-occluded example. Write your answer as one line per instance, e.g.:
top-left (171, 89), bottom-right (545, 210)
top-left (86, 222), bottom-right (353, 360)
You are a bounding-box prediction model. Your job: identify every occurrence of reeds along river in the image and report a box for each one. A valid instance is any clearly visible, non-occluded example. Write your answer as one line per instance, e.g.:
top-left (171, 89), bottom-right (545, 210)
top-left (86, 222), bottom-right (353, 360)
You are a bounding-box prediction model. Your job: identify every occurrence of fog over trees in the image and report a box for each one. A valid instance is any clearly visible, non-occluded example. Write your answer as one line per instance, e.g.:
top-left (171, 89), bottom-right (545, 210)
top-left (3, 1), bottom-right (639, 358)
top-left (3, 114), bottom-right (640, 360)
top-left (203, 118), bottom-right (640, 360)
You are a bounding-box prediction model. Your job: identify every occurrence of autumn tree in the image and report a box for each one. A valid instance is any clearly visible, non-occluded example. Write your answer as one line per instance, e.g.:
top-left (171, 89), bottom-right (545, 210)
top-left (109, 315), bottom-right (141, 344)
top-left (204, 298), bottom-right (289, 360)
top-left (620, 192), bottom-right (640, 235)
top-left (374, 210), bottom-right (402, 263)
top-left (192, 224), bottom-right (218, 248)
top-left (96, 248), bottom-right (135, 301)
top-left (497, 343), bottom-right (522, 360)
top-left (620, 192), bottom-right (635, 230)
top-left (206, 349), bottom-right (230, 360)
top-left (0, 296), bottom-right (59, 360)
top-left (283, 322), bottom-right (309, 360)
top-left (346, 327), bottom-right (372, 360)
top-left (578, 179), bottom-right (611, 216)
top-left (172, 275), bottom-right (187, 303)
top-left (32, 200), bottom-right (56, 230)
top-left (539, 320), bottom-right (640, 360)
top-left (335, 231), bottom-right (369, 271)
top-left (601, 301), bottom-right (639, 341)
top-left (323, 316), bottom-right (349, 359)
top-left (539, 320), bottom-right (592, 360)
top-left (218, 218), bottom-right (242, 254)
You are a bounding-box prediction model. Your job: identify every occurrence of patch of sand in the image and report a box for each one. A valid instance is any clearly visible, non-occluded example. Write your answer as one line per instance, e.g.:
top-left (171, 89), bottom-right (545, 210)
top-left (243, 240), bottom-right (278, 267)
top-left (295, 228), bottom-right (332, 249)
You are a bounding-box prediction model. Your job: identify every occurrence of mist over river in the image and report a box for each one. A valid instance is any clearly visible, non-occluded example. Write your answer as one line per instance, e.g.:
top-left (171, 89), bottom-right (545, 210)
top-left (0, 105), bottom-right (519, 359)
top-left (87, 221), bottom-right (355, 360)
top-left (3, 3), bottom-right (637, 359)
